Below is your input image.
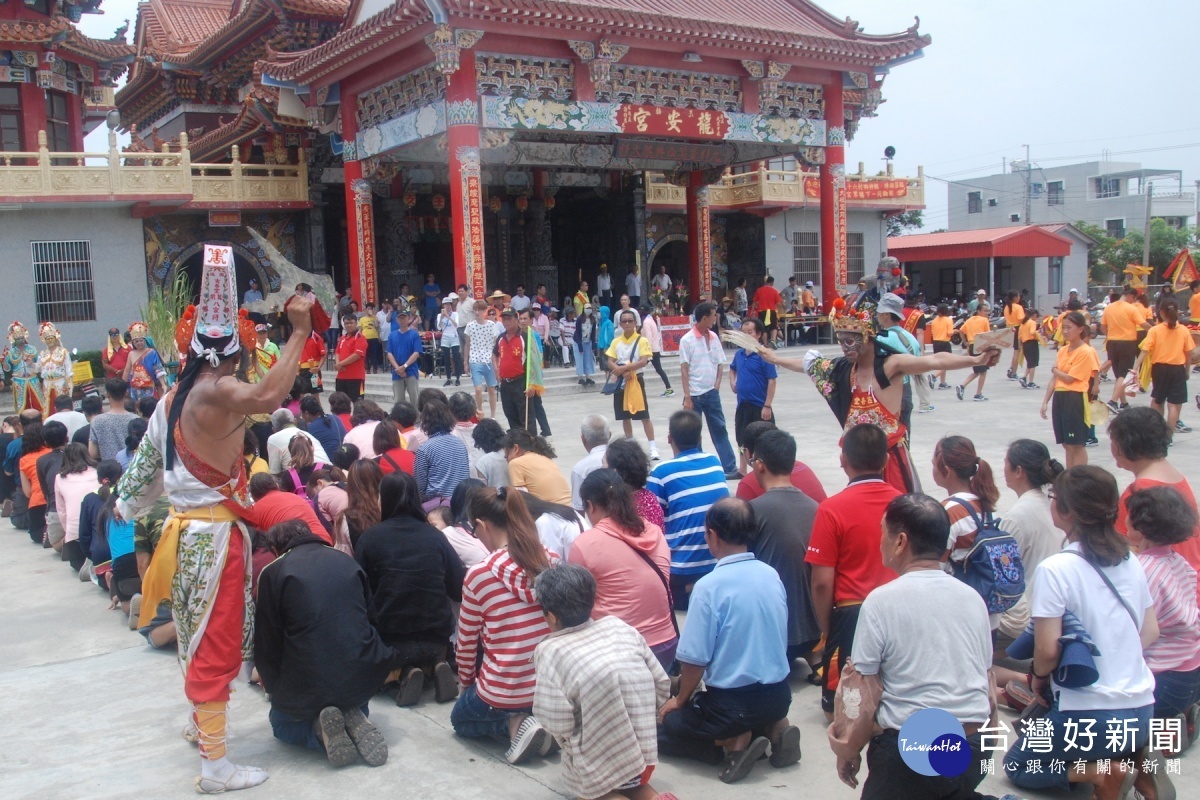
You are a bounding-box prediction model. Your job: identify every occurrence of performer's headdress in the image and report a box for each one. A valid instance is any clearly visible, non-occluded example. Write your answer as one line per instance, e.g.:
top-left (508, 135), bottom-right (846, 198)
top-left (167, 244), bottom-right (255, 470)
top-left (829, 296), bottom-right (877, 338)
top-left (7, 321), bottom-right (28, 344)
top-left (128, 321), bottom-right (150, 340)
top-left (38, 321), bottom-right (61, 344)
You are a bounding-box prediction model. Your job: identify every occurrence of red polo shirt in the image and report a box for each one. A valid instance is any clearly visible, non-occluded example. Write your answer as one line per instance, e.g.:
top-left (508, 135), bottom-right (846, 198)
top-left (336, 332), bottom-right (367, 380)
top-left (240, 491), bottom-right (332, 544)
top-left (494, 332), bottom-right (525, 380)
top-left (805, 477), bottom-right (900, 604)
top-left (753, 285), bottom-right (782, 313)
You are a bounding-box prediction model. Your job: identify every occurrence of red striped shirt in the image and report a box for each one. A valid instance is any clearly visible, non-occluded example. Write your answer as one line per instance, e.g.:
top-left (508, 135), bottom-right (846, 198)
top-left (455, 548), bottom-right (555, 709)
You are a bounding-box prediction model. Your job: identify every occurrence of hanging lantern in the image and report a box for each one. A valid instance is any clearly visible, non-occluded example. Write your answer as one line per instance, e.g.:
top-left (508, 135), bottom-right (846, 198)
top-left (544, 195), bottom-right (556, 211)
top-left (515, 195), bottom-right (529, 212)
top-left (431, 193), bottom-right (445, 212)
top-left (488, 195), bottom-right (502, 213)
top-left (403, 191), bottom-right (417, 209)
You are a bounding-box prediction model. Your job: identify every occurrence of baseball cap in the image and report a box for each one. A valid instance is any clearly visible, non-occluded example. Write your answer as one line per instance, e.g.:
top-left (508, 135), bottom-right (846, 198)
top-left (805, 281), bottom-right (814, 288)
top-left (1069, 288), bottom-right (1079, 294)
top-left (254, 323), bottom-right (268, 332)
top-left (442, 294), bottom-right (456, 304)
top-left (976, 289), bottom-right (987, 295)
top-left (877, 293), bottom-right (905, 318)
top-left (532, 302), bottom-right (542, 310)
top-left (397, 308), bottom-right (412, 316)
top-left (500, 308), bottom-right (516, 318)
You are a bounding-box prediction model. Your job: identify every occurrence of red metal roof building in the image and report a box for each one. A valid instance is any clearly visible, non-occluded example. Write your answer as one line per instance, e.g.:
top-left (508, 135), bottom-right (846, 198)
top-left (254, 0), bottom-right (929, 305)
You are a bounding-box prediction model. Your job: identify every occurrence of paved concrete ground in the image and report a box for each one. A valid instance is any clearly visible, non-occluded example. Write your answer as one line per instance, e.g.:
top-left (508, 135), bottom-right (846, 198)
top-left (3, 342), bottom-right (1199, 799)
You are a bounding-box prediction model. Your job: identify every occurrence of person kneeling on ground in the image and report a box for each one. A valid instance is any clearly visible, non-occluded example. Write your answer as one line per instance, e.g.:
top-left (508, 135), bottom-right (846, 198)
top-left (253, 520), bottom-right (397, 767)
top-left (656, 497), bottom-right (801, 784)
top-left (827, 493), bottom-right (996, 799)
top-left (534, 563), bottom-right (676, 800)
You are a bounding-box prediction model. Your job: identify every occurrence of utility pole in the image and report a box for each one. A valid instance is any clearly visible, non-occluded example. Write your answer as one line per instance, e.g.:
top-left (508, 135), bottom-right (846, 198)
top-left (1023, 144), bottom-right (1031, 225)
top-left (1142, 180), bottom-right (1153, 269)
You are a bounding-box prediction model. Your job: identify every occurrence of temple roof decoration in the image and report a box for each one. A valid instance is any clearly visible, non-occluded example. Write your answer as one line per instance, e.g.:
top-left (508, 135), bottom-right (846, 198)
top-left (0, 15), bottom-right (135, 74)
top-left (117, 0), bottom-right (348, 135)
top-left (263, 0), bottom-right (928, 86)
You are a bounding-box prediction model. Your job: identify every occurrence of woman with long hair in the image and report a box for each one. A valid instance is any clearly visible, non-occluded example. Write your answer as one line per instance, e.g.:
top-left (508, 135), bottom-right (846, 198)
top-left (570, 469), bottom-right (676, 670)
top-left (433, 478), bottom-right (489, 568)
top-left (1004, 466), bottom-right (1165, 800)
top-left (995, 440), bottom-right (1066, 649)
top-left (1133, 297), bottom-right (1199, 433)
top-left (1041, 310), bottom-right (1100, 468)
top-left (305, 466), bottom-right (350, 555)
top-left (18, 420), bottom-right (49, 545)
top-left (77, 459), bottom-right (122, 581)
top-left (414, 400), bottom-right (470, 508)
top-left (502, 427), bottom-right (571, 506)
top-left (243, 429), bottom-right (268, 476)
top-left (55, 442), bottom-right (99, 572)
top-left (374, 420), bottom-right (414, 476)
top-left (338, 459), bottom-right (382, 550)
top-left (452, 485), bottom-right (556, 764)
top-left (520, 492), bottom-right (584, 560)
top-left (278, 434), bottom-right (325, 494)
top-left (932, 435), bottom-right (1001, 627)
top-left (343, 398), bottom-right (387, 459)
top-left (603, 437), bottom-right (663, 529)
top-left (356, 471), bottom-right (466, 707)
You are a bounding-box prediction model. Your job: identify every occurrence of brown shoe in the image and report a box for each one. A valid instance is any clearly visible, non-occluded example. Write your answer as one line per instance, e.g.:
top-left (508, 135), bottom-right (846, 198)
top-left (395, 666), bottom-right (423, 707)
top-left (1133, 750), bottom-right (1177, 800)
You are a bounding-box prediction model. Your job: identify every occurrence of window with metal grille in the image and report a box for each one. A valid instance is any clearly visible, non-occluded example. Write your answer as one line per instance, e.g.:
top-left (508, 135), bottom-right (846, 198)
top-left (967, 191), bottom-right (982, 213)
top-left (791, 230), bottom-right (819, 286)
top-left (1047, 180), bottom-right (1064, 206)
top-left (1048, 256), bottom-right (1063, 295)
top-left (1095, 176), bottom-right (1120, 199)
top-left (0, 86), bottom-right (21, 152)
top-left (45, 92), bottom-right (71, 152)
top-left (1105, 219), bottom-right (1125, 239)
top-left (847, 232), bottom-right (865, 284)
top-left (32, 241), bottom-right (95, 323)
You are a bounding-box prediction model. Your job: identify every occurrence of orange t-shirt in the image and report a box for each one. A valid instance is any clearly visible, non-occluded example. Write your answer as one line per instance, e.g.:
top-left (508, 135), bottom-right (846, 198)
top-left (1054, 343), bottom-right (1099, 392)
top-left (1003, 304), bottom-right (1025, 327)
top-left (929, 316), bottom-right (954, 342)
top-left (1019, 318), bottom-right (1040, 343)
top-left (1190, 293), bottom-right (1200, 322)
top-left (1101, 300), bottom-right (1143, 342)
top-left (1142, 323), bottom-right (1194, 366)
top-left (960, 315), bottom-right (990, 343)
top-left (19, 447), bottom-right (50, 507)
top-left (1140, 304), bottom-right (1154, 323)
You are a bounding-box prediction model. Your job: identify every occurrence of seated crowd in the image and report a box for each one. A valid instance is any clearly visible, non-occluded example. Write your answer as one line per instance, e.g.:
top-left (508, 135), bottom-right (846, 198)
top-left (8, 370), bottom-right (1199, 800)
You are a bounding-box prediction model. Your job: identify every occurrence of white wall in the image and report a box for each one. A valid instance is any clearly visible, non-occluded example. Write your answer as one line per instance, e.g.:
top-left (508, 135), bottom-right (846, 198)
top-left (762, 207), bottom-right (890, 297)
top-left (0, 208), bottom-right (149, 350)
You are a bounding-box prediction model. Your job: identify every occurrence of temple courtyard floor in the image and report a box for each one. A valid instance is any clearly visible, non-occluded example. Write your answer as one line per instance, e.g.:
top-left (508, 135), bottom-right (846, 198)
top-left (3, 342), bottom-right (1200, 799)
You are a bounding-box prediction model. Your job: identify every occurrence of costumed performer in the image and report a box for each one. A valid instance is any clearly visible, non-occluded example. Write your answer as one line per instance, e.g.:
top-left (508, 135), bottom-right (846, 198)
top-left (37, 322), bottom-right (72, 413)
top-left (762, 298), bottom-right (1001, 494)
top-left (3, 322), bottom-right (43, 415)
top-left (115, 243), bottom-right (314, 794)
top-left (124, 321), bottom-right (169, 401)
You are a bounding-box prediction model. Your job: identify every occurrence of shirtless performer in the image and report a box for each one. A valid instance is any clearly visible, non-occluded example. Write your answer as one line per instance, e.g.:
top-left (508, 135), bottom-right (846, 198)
top-left (116, 245), bottom-right (312, 793)
top-left (763, 298), bottom-right (999, 494)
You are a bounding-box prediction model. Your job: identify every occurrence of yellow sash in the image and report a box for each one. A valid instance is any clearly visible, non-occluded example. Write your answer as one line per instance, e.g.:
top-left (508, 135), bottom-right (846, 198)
top-left (137, 505), bottom-right (241, 629)
top-left (623, 372), bottom-right (646, 415)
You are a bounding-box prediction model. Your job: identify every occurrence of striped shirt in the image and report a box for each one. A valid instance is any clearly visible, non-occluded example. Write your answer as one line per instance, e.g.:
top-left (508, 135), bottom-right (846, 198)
top-left (455, 548), bottom-right (555, 709)
top-left (1139, 546), bottom-right (1200, 672)
top-left (648, 448), bottom-right (729, 575)
top-left (414, 432), bottom-right (471, 501)
top-left (943, 493), bottom-right (982, 564)
top-left (534, 616), bottom-right (670, 799)
top-left (677, 328), bottom-right (725, 396)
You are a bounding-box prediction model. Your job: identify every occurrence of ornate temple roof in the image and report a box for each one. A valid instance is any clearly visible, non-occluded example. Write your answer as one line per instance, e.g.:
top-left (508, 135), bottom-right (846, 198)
top-left (264, 0), bottom-right (929, 85)
top-left (0, 14), bottom-right (135, 66)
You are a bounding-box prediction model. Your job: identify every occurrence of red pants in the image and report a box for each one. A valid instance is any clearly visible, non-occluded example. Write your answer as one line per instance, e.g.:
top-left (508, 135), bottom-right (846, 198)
top-left (184, 532), bottom-right (246, 704)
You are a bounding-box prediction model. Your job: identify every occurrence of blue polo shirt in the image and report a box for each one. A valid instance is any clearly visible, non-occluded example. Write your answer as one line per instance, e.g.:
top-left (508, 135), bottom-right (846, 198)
top-left (647, 448), bottom-right (729, 576)
top-left (676, 552), bottom-right (790, 688)
top-left (386, 328), bottom-right (423, 379)
top-left (730, 349), bottom-right (778, 407)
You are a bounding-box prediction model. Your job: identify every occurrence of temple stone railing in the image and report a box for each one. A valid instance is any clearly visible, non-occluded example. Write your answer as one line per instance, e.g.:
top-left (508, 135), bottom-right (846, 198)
top-left (645, 162), bottom-right (924, 210)
top-left (0, 130), bottom-right (309, 208)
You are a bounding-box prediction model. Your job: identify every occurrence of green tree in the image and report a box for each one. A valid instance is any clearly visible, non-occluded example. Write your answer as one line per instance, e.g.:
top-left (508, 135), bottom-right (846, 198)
top-left (1075, 220), bottom-right (1197, 285)
top-left (886, 210), bottom-right (924, 237)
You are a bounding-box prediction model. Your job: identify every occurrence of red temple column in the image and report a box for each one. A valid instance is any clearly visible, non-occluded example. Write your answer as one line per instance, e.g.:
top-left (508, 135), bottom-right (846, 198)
top-left (447, 49), bottom-right (486, 298)
top-left (819, 76), bottom-right (846, 309)
top-left (341, 90), bottom-right (377, 305)
top-left (686, 171), bottom-right (712, 305)
top-left (19, 82), bottom-right (46, 153)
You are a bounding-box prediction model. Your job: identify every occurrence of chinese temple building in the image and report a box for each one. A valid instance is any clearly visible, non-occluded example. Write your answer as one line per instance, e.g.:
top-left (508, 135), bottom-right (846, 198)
top-left (255, 0), bottom-right (931, 307)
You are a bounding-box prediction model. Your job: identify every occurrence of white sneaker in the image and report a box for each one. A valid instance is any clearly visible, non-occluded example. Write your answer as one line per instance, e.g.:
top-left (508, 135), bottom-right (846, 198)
top-left (505, 716), bottom-right (547, 764)
top-left (649, 446), bottom-right (661, 461)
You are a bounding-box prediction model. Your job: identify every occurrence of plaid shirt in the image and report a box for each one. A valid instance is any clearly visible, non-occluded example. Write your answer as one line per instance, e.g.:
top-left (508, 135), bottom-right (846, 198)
top-left (534, 616), bottom-right (670, 798)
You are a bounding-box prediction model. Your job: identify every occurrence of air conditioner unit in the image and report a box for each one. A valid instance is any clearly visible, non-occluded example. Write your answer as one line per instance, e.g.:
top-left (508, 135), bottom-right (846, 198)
top-left (1010, 213), bottom-right (1021, 223)
top-left (987, 198), bottom-right (998, 207)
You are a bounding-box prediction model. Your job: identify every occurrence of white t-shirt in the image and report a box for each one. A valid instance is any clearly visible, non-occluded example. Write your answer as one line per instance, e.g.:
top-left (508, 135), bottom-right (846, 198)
top-left (852, 569), bottom-right (993, 730)
top-left (626, 272), bottom-right (642, 297)
top-left (652, 273), bottom-right (672, 292)
top-left (1030, 542), bottom-right (1155, 711)
top-left (536, 511), bottom-right (583, 560)
top-left (597, 273), bottom-right (612, 293)
top-left (997, 488), bottom-right (1067, 638)
top-left (678, 328), bottom-right (726, 395)
top-left (510, 295), bottom-right (532, 312)
top-left (464, 320), bottom-right (498, 364)
top-left (46, 409), bottom-right (88, 440)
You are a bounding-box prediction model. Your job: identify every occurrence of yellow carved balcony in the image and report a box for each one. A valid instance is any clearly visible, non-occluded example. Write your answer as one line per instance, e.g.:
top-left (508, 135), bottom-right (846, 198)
top-left (0, 130), bottom-right (310, 210)
top-left (645, 162), bottom-right (925, 211)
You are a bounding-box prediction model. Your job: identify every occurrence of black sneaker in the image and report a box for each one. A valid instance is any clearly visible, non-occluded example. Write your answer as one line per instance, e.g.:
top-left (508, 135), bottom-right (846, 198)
top-left (1006, 370), bottom-right (1016, 380)
top-left (1019, 378), bottom-right (1028, 388)
top-left (1106, 400), bottom-right (1121, 416)
top-left (973, 394), bottom-right (988, 402)
top-left (1085, 438), bottom-right (1099, 447)
top-left (1177, 420), bottom-right (1193, 434)
top-left (956, 385), bottom-right (965, 401)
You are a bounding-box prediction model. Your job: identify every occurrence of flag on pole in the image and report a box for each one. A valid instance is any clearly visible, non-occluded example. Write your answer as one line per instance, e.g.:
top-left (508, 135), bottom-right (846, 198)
top-left (1164, 249), bottom-right (1199, 291)
top-left (525, 328), bottom-right (544, 396)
